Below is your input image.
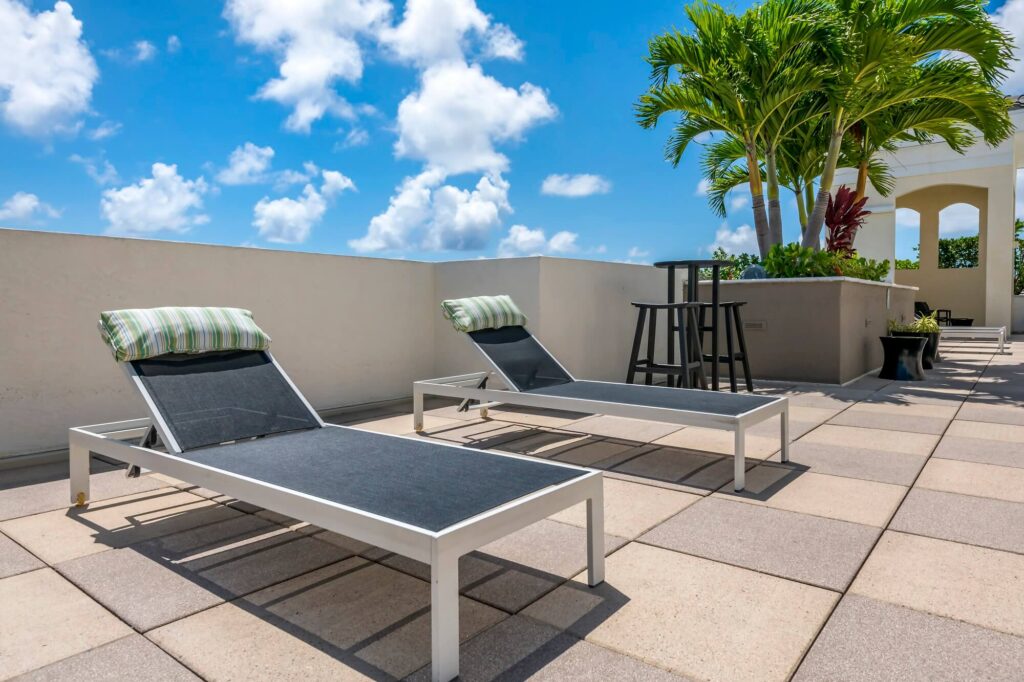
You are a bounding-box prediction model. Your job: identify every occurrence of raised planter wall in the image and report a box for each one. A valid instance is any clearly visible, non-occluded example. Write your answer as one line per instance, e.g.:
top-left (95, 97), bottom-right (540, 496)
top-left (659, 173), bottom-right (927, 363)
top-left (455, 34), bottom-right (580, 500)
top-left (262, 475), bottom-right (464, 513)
top-left (1014, 295), bottom-right (1024, 334)
top-left (699, 278), bottom-right (916, 384)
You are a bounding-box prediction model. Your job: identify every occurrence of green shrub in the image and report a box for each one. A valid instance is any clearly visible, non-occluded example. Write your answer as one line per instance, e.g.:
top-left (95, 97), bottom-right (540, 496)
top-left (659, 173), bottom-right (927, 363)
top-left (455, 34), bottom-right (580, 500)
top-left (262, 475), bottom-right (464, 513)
top-left (889, 312), bottom-right (940, 334)
top-left (762, 243), bottom-right (889, 281)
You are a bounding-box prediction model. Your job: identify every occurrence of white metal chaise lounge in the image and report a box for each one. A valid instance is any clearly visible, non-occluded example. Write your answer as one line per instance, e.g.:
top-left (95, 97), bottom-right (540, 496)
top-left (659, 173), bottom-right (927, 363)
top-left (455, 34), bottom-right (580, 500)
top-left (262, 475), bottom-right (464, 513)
top-left (939, 325), bottom-right (1007, 353)
top-left (70, 307), bottom-right (604, 682)
top-left (414, 296), bottom-right (790, 491)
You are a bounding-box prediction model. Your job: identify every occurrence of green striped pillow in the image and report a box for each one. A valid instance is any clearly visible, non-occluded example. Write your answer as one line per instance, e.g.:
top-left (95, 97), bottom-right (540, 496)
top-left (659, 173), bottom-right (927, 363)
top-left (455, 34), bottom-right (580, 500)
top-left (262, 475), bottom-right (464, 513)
top-left (441, 295), bottom-right (528, 333)
top-left (98, 307), bottom-right (271, 362)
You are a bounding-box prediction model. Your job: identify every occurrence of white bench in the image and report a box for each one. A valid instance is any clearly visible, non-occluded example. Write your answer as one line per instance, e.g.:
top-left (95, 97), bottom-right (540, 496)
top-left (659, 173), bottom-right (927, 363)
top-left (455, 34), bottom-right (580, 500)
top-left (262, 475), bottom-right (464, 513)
top-left (940, 326), bottom-right (1007, 353)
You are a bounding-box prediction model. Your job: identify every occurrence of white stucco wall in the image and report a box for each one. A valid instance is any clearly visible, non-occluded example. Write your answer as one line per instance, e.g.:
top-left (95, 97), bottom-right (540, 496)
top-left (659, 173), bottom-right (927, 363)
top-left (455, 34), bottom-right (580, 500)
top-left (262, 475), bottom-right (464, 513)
top-left (0, 228), bottom-right (665, 457)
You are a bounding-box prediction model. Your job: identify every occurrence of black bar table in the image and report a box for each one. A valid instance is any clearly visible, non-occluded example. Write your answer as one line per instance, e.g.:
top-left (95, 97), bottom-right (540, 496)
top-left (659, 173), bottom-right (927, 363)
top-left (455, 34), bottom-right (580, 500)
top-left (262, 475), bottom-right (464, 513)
top-left (654, 259), bottom-right (732, 391)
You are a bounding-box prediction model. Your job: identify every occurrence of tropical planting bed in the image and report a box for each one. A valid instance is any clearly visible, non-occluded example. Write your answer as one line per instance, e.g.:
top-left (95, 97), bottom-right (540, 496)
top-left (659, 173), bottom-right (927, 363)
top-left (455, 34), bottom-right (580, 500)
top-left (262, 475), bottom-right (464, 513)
top-left (699, 277), bottom-right (916, 384)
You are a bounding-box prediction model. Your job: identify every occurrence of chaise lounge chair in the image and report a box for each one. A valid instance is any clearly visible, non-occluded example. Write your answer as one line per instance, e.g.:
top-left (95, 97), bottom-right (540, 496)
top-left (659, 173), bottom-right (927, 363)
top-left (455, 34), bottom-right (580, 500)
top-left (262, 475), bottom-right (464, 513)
top-left (414, 296), bottom-right (790, 491)
top-left (70, 307), bottom-right (604, 682)
top-left (939, 324), bottom-right (1008, 353)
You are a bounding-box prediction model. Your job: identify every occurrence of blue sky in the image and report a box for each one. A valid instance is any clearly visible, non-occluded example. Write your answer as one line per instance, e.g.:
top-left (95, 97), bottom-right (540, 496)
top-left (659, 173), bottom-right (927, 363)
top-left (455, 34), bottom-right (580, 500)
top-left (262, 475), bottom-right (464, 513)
top-left (1, 0), bottom-right (1020, 263)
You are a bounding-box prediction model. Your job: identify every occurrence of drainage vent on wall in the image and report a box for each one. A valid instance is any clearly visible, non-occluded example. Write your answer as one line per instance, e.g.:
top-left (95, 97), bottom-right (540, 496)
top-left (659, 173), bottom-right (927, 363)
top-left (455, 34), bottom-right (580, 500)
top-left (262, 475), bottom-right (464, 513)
top-left (744, 320), bottom-right (767, 331)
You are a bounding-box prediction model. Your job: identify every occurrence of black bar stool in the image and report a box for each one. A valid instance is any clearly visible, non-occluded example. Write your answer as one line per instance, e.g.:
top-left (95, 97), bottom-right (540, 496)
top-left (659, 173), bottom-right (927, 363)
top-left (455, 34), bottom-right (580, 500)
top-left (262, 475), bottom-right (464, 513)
top-left (654, 259), bottom-right (731, 390)
top-left (697, 301), bottom-right (753, 392)
top-left (626, 302), bottom-right (707, 389)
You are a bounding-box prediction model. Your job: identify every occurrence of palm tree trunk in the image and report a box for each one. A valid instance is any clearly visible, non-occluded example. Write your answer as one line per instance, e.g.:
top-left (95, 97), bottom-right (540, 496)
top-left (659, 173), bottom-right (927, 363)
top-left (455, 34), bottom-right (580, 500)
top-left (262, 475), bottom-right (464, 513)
top-left (802, 124), bottom-right (844, 249)
top-left (803, 182), bottom-right (815, 240)
top-left (795, 183), bottom-right (808, 233)
top-left (746, 146), bottom-right (770, 258)
top-left (854, 159), bottom-right (868, 201)
top-left (765, 149), bottom-right (783, 247)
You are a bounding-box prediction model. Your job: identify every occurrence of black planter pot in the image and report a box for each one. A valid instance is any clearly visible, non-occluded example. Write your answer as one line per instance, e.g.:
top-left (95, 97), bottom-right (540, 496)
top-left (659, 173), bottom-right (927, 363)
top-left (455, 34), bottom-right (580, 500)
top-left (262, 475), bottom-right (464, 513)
top-left (949, 318), bottom-right (974, 327)
top-left (879, 335), bottom-right (927, 381)
top-left (891, 330), bottom-right (940, 369)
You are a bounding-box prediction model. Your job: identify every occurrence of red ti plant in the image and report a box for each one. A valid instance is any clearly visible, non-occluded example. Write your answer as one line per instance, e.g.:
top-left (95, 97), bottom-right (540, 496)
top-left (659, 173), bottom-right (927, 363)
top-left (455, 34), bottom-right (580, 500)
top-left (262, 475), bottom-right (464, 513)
top-left (825, 185), bottom-right (871, 256)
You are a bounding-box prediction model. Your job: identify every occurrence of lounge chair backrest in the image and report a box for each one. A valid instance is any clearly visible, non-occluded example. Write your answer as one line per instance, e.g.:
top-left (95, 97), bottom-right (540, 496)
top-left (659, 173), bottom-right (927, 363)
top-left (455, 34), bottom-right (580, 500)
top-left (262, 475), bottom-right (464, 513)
top-left (468, 326), bottom-right (574, 391)
top-left (914, 302), bottom-right (932, 317)
top-left (129, 350), bottom-right (322, 452)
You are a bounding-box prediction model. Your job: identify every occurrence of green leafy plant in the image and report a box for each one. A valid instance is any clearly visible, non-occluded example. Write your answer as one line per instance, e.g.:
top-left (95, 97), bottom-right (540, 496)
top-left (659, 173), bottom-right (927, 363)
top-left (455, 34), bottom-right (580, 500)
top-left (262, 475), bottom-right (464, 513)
top-left (895, 258), bottom-right (919, 270)
top-left (889, 312), bottom-right (940, 334)
top-left (704, 248), bottom-right (763, 280)
top-left (763, 243), bottom-right (888, 281)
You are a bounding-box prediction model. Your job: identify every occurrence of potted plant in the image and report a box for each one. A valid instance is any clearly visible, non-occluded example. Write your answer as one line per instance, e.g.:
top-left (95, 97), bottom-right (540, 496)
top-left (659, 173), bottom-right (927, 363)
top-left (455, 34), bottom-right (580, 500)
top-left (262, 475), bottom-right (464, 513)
top-left (888, 313), bottom-right (941, 369)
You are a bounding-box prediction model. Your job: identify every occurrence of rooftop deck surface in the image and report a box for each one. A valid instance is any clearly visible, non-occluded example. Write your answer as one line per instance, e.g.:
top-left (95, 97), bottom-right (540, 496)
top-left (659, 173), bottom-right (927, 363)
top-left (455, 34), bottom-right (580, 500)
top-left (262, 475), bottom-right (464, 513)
top-left (2, 337), bottom-right (1023, 680)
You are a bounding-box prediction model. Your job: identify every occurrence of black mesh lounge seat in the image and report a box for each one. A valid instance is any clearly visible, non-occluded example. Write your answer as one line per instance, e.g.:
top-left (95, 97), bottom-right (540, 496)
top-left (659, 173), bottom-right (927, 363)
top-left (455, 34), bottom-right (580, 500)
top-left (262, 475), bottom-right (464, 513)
top-left (415, 325), bottom-right (790, 492)
top-left (70, 349), bottom-right (604, 682)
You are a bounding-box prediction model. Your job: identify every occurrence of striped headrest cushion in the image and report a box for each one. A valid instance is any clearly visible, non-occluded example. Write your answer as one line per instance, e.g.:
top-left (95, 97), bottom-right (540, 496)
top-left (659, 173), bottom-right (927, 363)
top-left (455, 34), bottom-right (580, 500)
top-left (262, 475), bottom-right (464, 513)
top-left (441, 295), bottom-right (528, 333)
top-left (98, 307), bottom-right (271, 362)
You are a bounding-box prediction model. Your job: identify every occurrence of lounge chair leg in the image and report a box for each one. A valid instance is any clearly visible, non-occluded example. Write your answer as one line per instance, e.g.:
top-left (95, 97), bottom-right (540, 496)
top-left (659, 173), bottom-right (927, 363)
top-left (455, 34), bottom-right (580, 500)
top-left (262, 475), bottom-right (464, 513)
top-left (780, 405), bottom-right (790, 463)
top-left (69, 442), bottom-right (90, 507)
top-left (734, 428), bottom-right (745, 492)
top-left (431, 545), bottom-right (460, 682)
top-left (586, 484), bottom-right (605, 586)
top-left (413, 386), bottom-right (425, 432)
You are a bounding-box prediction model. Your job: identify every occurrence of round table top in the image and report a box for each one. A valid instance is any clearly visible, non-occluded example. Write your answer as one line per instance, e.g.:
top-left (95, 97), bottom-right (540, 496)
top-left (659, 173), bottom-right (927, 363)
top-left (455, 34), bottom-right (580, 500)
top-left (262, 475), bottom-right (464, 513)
top-left (654, 259), bottom-right (733, 269)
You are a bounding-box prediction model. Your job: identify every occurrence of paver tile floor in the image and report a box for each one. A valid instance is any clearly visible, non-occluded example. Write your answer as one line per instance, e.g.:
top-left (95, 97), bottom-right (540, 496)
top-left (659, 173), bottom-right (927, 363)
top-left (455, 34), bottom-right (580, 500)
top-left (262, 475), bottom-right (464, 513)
top-left (2, 337), bottom-right (1022, 681)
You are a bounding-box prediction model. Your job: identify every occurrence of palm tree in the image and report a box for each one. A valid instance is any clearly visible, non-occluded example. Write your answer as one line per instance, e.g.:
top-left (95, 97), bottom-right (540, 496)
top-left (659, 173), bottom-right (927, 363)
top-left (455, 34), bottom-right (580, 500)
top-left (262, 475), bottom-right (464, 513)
top-left (636, 0), bottom-right (830, 257)
top-left (801, 0), bottom-right (1014, 247)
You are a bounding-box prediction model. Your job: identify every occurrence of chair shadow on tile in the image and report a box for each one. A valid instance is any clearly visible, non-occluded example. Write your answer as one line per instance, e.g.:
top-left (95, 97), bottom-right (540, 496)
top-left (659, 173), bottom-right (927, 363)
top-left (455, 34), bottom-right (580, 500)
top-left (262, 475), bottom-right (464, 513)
top-left (713, 462), bottom-right (810, 503)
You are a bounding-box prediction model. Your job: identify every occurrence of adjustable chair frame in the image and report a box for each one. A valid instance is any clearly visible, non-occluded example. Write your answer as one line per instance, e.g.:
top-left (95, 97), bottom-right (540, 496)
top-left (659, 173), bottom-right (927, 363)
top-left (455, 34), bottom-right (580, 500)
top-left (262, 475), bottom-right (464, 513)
top-left (70, 352), bottom-right (604, 682)
top-left (414, 330), bottom-right (789, 491)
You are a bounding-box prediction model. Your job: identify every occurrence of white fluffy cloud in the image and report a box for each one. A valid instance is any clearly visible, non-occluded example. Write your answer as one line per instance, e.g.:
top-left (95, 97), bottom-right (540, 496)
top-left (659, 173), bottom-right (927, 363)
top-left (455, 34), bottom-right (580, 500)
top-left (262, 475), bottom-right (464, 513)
top-left (729, 193), bottom-right (750, 212)
top-left (0, 0), bottom-right (98, 136)
top-left (166, 35), bottom-right (181, 53)
top-left (223, 0), bottom-right (389, 133)
top-left (380, 0), bottom-right (523, 67)
top-left (497, 224), bottom-right (578, 257)
top-left (995, 0), bottom-right (1024, 93)
top-left (0, 191), bottom-right (59, 222)
top-left (350, 169), bottom-right (511, 252)
top-left (69, 153), bottom-right (119, 185)
top-left (540, 173), bottom-right (611, 198)
top-left (628, 246), bottom-right (650, 259)
top-left (133, 40), bottom-right (156, 62)
top-left (216, 142), bottom-right (275, 185)
top-left (253, 169), bottom-right (355, 243)
top-left (482, 23), bottom-right (523, 61)
top-left (695, 178), bottom-right (711, 196)
top-left (88, 120), bottom-right (121, 140)
top-left (395, 61), bottom-right (556, 175)
top-left (102, 163), bottom-right (209, 235)
top-left (709, 222), bottom-right (758, 255)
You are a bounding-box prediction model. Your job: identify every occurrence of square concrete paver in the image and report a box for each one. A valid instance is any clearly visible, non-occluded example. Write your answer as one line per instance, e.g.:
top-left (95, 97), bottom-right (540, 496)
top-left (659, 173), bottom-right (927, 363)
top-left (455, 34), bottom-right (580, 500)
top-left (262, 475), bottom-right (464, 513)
top-left (418, 419), bottom-right (535, 449)
top-left (852, 532), bottom-right (1024, 637)
top-left (350, 413), bottom-right (458, 435)
top-left (640, 497), bottom-right (879, 591)
top-left (486, 405), bottom-right (589, 428)
top-left (945, 419), bottom-right (1024, 443)
top-left (609, 446), bottom-right (741, 493)
top-left (370, 518), bottom-right (627, 613)
top-left (654, 426), bottom-right (780, 458)
top-left (794, 594), bottom-right (1024, 682)
top-left (714, 464), bottom-right (906, 527)
top-left (931, 435), bottom-right (1024, 469)
top-left (549, 478), bottom-right (700, 539)
top-left (916, 458), bottom-right (1024, 504)
top-left (55, 514), bottom-right (353, 631)
top-left (0, 568), bottom-right (132, 679)
top-left (9, 634), bottom-right (200, 682)
top-left (956, 400), bottom-right (1024, 426)
top-left (564, 415), bottom-right (681, 442)
top-left (768, 439), bottom-right (928, 486)
top-left (0, 531), bottom-right (43, 578)
top-left (891, 488), bottom-right (1024, 555)
top-left (798, 424), bottom-right (939, 456)
top-left (149, 558), bottom-right (505, 681)
top-left (0, 465), bottom-right (166, 522)
top-left (828, 403), bottom-right (953, 435)
top-left (523, 542), bottom-right (838, 682)
top-left (406, 615), bottom-right (690, 681)
top-left (0, 488), bottom-right (242, 564)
